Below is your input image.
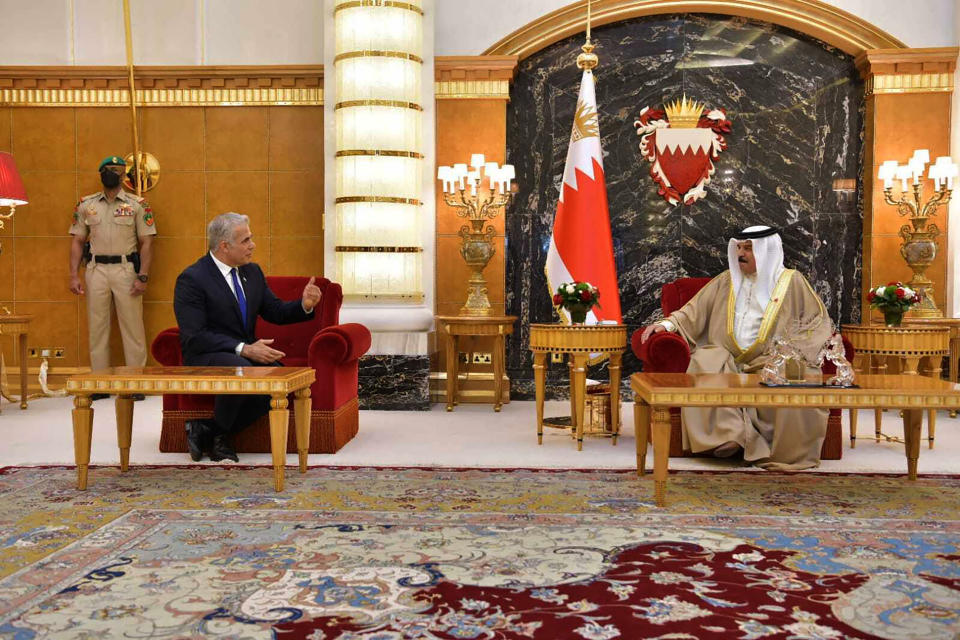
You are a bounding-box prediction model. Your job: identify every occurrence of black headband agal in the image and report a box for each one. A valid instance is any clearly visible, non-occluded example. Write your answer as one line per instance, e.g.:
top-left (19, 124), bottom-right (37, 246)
top-left (733, 226), bottom-right (778, 240)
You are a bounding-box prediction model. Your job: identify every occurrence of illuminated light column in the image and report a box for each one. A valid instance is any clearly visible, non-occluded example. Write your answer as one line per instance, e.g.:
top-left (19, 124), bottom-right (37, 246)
top-left (327, 0), bottom-right (434, 351)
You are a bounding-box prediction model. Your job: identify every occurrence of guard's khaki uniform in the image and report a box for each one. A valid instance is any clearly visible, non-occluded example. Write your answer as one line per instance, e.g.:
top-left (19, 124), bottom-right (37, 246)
top-left (69, 190), bottom-right (157, 371)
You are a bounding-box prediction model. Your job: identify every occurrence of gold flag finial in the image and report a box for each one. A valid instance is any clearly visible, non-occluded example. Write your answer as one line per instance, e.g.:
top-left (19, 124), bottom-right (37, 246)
top-left (664, 95), bottom-right (704, 128)
top-left (576, 0), bottom-right (598, 70)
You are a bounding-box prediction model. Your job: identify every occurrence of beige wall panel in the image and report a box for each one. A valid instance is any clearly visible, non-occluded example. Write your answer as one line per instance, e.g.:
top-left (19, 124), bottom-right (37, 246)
top-left (147, 172), bottom-right (205, 238)
top-left (15, 237), bottom-right (74, 302)
top-left (141, 108), bottom-right (205, 171)
top-left (269, 171), bottom-right (323, 237)
top-left (129, 0), bottom-right (199, 65)
top-left (205, 171), bottom-right (269, 239)
top-left (270, 236), bottom-right (324, 278)
top-left (205, 0), bottom-right (324, 65)
top-left (16, 171), bottom-right (77, 237)
top-left (0, 241), bottom-right (13, 300)
top-left (268, 107), bottom-right (325, 171)
top-left (205, 108), bottom-right (268, 171)
top-left (76, 108), bottom-right (134, 173)
top-left (12, 108), bottom-right (76, 172)
top-left (0, 0), bottom-right (71, 64)
top-left (15, 301), bottom-right (82, 367)
top-left (142, 236), bottom-right (206, 303)
top-left (143, 301), bottom-right (177, 365)
top-left (73, 0), bottom-right (125, 65)
top-left (0, 109), bottom-right (11, 151)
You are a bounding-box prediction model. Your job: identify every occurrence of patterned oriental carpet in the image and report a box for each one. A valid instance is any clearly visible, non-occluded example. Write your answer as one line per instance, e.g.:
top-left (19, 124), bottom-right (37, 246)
top-left (0, 466), bottom-right (958, 640)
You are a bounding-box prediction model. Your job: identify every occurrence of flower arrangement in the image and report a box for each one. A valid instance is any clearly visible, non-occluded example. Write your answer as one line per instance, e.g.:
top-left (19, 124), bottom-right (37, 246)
top-left (867, 281), bottom-right (921, 326)
top-left (552, 281), bottom-right (600, 324)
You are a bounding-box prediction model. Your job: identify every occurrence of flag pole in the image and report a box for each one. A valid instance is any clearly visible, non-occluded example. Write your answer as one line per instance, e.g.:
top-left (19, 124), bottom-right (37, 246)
top-left (577, 0), bottom-right (598, 71)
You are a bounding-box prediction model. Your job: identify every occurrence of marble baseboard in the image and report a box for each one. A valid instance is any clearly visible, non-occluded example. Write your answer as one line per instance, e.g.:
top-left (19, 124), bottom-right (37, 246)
top-left (358, 355), bottom-right (430, 411)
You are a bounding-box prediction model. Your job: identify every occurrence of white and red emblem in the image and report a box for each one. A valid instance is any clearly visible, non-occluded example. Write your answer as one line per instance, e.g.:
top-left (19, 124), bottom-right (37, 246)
top-left (635, 95), bottom-right (732, 205)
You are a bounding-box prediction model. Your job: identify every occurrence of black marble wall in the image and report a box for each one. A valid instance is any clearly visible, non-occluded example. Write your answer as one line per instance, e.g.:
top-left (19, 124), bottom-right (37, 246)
top-left (359, 355), bottom-right (430, 410)
top-left (505, 14), bottom-right (863, 398)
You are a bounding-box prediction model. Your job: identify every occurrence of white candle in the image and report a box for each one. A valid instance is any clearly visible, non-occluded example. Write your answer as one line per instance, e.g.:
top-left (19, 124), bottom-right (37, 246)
top-left (470, 153), bottom-right (485, 169)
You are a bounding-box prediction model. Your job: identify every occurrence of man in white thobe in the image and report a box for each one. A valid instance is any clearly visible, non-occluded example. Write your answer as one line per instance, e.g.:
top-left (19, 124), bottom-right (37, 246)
top-left (640, 226), bottom-right (832, 469)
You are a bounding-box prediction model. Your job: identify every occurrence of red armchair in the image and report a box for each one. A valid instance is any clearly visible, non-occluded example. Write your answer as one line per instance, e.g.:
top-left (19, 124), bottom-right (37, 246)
top-left (150, 276), bottom-right (371, 454)
top-left (631, 276), bottom-right (851, 460)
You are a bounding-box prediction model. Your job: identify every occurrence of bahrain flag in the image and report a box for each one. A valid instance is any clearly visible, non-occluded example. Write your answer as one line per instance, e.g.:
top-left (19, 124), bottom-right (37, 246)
top-left (545, 68), bottom-right (622, 325)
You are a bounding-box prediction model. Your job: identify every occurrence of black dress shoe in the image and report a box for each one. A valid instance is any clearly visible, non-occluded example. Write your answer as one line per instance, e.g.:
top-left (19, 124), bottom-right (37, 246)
top-left (132, 394), bottom-right (146, 401)
top-left (209, 435), bottom-right (239, 463)
top-left (185, 420), bottom-right (213, 462)
top-left (90, 393), bottom-right (110, 401)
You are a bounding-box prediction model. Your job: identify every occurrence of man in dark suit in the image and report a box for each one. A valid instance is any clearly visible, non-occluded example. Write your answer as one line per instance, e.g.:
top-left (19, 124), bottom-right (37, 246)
top-left (173, 212), bottom-right (322, 462)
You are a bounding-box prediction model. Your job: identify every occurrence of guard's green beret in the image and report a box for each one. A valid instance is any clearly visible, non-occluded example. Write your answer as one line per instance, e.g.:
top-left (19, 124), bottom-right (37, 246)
top-left (98, 156), bottom-right (126, 171)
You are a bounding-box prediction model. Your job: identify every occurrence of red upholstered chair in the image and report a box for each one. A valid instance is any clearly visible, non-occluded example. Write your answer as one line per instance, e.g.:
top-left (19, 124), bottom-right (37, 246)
top-left (631, 276), bottom-right (851, 460)
top-left (150, 276), bottom-right (371, 454)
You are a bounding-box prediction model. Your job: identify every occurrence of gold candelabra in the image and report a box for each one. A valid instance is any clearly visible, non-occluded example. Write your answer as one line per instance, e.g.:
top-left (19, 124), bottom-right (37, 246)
top-left (438, 156), bottom-right (515, 316)
top-left (878, 151), bottom-right (957, 318)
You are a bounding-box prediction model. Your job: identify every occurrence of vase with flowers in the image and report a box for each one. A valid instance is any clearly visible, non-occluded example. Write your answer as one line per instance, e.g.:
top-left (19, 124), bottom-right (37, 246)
top-left (552, 281), bottom-right (600, 324)
top-left (867, 281), bottom-right (921, 327)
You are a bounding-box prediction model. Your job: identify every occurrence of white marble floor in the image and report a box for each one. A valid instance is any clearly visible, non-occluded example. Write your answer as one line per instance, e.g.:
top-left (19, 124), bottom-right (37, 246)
top-left (1, 395), bottom-right (957, 474)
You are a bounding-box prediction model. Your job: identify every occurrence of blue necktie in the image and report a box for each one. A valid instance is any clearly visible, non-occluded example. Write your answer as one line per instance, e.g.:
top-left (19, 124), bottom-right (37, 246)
top-left (230, 268), bottom-right (247, 325)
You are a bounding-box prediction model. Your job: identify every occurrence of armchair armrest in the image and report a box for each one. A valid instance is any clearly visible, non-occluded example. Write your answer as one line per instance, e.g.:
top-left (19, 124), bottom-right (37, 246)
top-left (151, 327), bottom-right (183, 366)
top-left (307, 323), bottom-right (372, 365)
top-left (631, 329), bottom-right (691, 373)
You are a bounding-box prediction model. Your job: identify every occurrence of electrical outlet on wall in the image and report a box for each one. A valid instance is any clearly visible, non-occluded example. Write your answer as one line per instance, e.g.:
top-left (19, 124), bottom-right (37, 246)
top-left (551, 352), bottom-right (564, 363)
top-left (472, 352), bottom-right (492, 365)
top-left (53, 348), bottom-right (65, 358)
top-left (459, 352), bottom-right (470, 364)
top-left (28, 347), bottom-right (38, 358)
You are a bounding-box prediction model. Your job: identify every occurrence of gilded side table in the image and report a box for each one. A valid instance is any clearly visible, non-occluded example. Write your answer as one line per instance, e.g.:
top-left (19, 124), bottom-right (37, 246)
top-left (529, 323), bottom-right (627, 450)
top-left (841, 323), bottom-right (950, 448)
top-left (0, 314), bottom-right (32, 411)
top-left (436, 315), bottom-right (517, 412)
top-left (909, 317), bottom-right (960, 417)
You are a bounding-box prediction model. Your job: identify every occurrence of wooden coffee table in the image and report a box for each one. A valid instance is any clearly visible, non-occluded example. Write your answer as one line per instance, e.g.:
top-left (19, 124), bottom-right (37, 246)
top-left (632, 372), bottom-right (960, 507)
top-left (65, 366), bottom-right (315, 492)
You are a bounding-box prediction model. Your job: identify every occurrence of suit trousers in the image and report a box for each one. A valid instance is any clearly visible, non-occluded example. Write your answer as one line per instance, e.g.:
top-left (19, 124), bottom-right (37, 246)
top-left (85, 261), bottom-right (147, 371)
top-left (193, 352), bottom-right (278, 436)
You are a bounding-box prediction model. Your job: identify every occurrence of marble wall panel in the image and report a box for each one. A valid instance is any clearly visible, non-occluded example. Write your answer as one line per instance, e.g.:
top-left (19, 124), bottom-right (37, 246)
top-left (359, 355), bottom-right (430, 411)
top-left (505, 14), bottom-right (864, 396)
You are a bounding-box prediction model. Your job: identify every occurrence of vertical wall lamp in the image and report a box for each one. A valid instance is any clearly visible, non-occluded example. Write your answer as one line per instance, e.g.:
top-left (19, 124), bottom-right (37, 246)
top-left (0, 152), bottom-right (28, 255)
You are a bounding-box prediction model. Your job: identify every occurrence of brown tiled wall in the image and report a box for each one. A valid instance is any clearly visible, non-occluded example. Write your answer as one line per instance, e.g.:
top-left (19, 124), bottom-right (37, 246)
top-left (0, 104), bottom-right (324, 369)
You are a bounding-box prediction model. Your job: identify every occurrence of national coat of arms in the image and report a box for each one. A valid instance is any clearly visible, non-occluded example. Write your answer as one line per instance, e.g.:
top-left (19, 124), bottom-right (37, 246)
top-left (635, 95), bottom-right (732, 205)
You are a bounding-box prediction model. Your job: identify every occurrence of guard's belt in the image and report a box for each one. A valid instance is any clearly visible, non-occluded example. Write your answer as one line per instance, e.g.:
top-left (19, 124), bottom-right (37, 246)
top-left (93, 252), bottom-right (138, 264)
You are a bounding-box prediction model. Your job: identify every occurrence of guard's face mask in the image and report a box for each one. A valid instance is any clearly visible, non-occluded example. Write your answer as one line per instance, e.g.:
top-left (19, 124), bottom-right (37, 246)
top-left (100, 168), bottom-right (122, 189)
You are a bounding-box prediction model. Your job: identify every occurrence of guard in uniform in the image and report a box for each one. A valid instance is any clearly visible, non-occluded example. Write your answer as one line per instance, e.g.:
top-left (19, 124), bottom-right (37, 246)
top-left (68, 156), bottom-right (156, 397)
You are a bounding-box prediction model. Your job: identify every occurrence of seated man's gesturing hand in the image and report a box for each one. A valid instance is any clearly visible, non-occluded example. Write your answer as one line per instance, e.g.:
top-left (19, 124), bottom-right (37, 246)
top-left (640, 323), bottom-right (667, 343)
top-left (241, 338), bottom-right (286, 364)
top-left (302, 276), bottom-right (322, 312)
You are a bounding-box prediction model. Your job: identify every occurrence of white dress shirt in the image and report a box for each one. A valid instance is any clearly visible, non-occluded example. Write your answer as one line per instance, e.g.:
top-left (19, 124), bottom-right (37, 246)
top-left (209, 252), bottom-right (248, 356)
top-left (733, 272), bottom-right (763, 348)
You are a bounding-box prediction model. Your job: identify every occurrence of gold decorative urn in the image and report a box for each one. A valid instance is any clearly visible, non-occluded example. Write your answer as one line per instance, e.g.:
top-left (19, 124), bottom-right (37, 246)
top-left (437, 155), bottom-right (515, 316)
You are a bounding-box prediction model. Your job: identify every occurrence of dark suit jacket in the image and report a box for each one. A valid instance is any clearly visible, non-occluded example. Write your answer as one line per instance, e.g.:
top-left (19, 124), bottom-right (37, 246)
top-left (174, 254), bottom-right (311, 365)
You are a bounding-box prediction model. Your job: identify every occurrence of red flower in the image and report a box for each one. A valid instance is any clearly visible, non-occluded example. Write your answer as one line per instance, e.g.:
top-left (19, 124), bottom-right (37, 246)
top-left (552, 294), bottom-right (563, 305)
top-left (579, 290), bottom-right (592, 302)
top-left (867, 291), bottom-right (876, 302)
top-left (896, 288), bottom-right (905, 299)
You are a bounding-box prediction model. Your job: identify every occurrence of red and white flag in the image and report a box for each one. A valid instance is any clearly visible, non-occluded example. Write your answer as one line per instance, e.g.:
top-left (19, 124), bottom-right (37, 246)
top-left (545, 69), bottom-right (622, 325)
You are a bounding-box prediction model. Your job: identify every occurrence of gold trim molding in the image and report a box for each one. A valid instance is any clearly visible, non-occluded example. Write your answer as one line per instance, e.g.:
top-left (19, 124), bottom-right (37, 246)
top-left (435, 56), bottom-right (518, 99)
top-left (334, 1), bottom-right (424, 15)
top-left (335, 150), bottom-right (425, 158)
top-left (335, 245), bottom-right (424, 253)
top-left (866, 73), bottom-right (954, 95)
top-left (335, 196), bottom-right (422, 205)
top-left (334, 51), bottom-right (423, 64)
top-left (856, 47), bottom-right (959, 95)
top-left (344, 292), bottom-right (426, 303)
top-left (0, 65), bottom-right (323, 107)
top-left (484, 0), bottom-right (906, 59)
top-left (335, 99), bottom-right (423, 111)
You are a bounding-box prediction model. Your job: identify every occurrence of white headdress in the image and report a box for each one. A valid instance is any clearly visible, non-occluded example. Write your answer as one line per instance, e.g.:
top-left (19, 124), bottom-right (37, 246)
top-left (727, 225), bottom-right (785, 310)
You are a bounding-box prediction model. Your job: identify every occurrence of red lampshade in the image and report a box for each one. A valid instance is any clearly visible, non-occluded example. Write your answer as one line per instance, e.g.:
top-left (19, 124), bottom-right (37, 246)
top-left (0, 152), bottom-right (27, 207)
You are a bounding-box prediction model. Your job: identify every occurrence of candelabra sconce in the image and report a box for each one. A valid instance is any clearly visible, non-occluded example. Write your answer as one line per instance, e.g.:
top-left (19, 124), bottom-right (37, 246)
top-left (877, 150), bottom-right (958, 318)
top-left (0, 152), bottom-right (28, 256)
top-left (437, 154), bottom-right (515, 316)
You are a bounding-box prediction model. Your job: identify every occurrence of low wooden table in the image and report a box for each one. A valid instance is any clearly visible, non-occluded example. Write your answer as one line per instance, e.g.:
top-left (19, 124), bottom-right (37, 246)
top-left (632, 372), bottom-right (960, 507)
top-left (65, 366), bottom-right (315, 492)
top-left (436, 315), bottom-right (517, 412)
top-left (0, 314), bottom-right (32, 411)
top-left (841, 323), bottom-right (950, 448)
top-left (529, 323), bottom-right (627, 450)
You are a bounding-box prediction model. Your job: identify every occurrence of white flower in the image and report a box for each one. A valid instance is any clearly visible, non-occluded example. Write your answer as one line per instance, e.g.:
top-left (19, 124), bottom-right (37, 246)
top-left (564, 283), bottom-right (575, 294)
top-left (575, 622), bottom-right (620, 639)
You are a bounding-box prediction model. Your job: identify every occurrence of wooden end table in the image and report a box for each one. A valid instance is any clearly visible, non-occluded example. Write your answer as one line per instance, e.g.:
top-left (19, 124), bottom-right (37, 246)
top-left (841, 323), bottom-right (949, 448)
top-left (0, 314), bottom-right (32, 411)
top-left (529, 323), bottom-right (627, 450)
top-left (65, 366), bottom-right (315, 492)
top-left (632, 372), bottom-right (960, 507)
top-left (909, 316), bottom-right (960, 416)
top-left (436, 315), bottom-right (517, 412)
